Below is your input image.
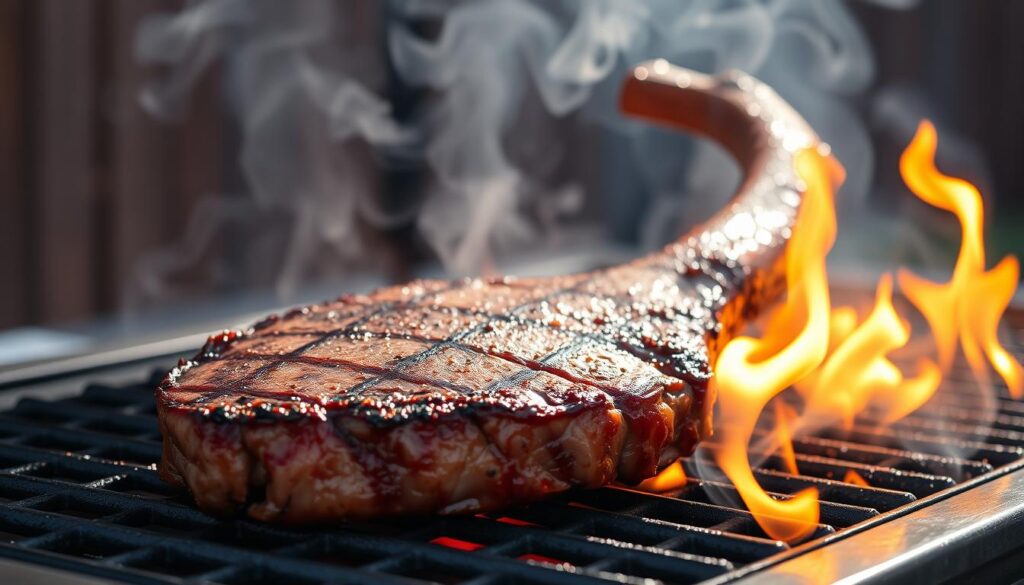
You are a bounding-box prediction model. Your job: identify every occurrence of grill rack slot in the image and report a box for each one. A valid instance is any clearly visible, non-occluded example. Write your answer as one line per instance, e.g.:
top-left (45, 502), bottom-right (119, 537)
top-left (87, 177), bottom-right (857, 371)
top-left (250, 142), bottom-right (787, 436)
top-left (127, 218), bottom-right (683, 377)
top-left (0, 338), bottom-right (1018, 584)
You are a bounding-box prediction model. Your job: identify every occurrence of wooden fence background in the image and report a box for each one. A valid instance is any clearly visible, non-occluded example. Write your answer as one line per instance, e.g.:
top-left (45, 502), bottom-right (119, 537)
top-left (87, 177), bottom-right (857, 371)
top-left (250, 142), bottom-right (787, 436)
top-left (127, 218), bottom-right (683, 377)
top-left (0, 0), bottom-right (228, 329)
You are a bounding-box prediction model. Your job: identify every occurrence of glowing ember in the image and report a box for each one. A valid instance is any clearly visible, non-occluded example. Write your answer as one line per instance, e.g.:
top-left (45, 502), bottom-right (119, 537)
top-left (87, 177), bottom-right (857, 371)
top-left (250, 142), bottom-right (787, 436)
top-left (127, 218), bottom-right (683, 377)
top-left (843, 470), bottom-right (870, 487)
top-left (430, 536), bottom-right (484, 551)
top-left (712, 146), bottom-right (837, 543)
top-left (636, 461), bottom-right (688, 492)
top-left (897, 121), bottom-right (1024, 399)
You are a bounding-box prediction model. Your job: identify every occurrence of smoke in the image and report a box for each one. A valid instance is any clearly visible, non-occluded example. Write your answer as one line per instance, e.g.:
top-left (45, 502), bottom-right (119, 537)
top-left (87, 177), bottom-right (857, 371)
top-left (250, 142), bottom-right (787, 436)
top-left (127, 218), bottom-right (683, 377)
top-left (135, 0), bottom-right (921, 298)
top-left (134, 0), bottom-right (413, 300)
top-left (388, 0), bottom-right (585, 272)
top-left (387, 0), bottom-right (919, 265)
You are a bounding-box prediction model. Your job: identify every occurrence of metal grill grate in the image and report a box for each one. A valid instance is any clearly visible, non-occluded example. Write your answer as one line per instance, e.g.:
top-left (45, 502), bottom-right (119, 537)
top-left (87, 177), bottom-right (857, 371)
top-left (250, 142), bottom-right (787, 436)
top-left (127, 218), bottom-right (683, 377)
top-left (0, 326), bottom-right (1021, 584)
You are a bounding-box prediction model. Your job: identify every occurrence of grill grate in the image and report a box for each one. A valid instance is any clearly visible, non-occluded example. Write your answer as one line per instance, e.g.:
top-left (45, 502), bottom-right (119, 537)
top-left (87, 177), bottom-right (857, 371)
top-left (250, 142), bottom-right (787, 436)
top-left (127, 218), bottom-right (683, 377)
top-left (0, 332), bottom-right (1021, 584)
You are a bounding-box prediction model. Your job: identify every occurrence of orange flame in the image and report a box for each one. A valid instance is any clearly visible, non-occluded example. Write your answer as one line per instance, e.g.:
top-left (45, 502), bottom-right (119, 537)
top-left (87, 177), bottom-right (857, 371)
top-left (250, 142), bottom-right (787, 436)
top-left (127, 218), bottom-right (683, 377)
top-left (827, 306), bottom-right (859, 354)
top-left (773, 401), bottom-right (800, 475)
top-left (636, 460), bottom-right (688, 492)
top-left (710, 120), bottom-right (1021, 545)
top-left (843, 470), bottom-right (870, 487)
top-left (896, 121), bottom-right (1023, 398)
top-left (799, 275), bottom-right (942, 429)
top-left (712, 146), bottom-right (837, 542)
top-left (791, 306), bottom-right (857, 400)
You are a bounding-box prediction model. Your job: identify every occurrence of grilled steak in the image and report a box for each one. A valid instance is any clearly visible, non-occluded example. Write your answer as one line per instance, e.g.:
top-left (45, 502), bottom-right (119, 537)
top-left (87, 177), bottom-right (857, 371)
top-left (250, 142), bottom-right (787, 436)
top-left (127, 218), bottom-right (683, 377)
top-left (157, 62), bottom-right (821, 523)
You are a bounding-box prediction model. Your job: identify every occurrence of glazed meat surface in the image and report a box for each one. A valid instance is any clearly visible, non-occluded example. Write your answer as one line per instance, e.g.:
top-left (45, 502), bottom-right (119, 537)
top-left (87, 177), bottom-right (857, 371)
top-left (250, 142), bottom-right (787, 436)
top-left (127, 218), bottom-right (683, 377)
top-left (156, 63), bottom-right (818, 522)
top-left (159, 255), bottom-right (775, 522)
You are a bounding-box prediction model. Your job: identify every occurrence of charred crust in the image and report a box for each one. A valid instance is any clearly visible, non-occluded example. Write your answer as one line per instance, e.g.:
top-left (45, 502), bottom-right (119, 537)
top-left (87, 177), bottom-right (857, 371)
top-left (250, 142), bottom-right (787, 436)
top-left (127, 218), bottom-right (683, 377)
top-left (169, 391), bottom-right (607, 427)
top-left (198, 330), bottom-right (246, 360)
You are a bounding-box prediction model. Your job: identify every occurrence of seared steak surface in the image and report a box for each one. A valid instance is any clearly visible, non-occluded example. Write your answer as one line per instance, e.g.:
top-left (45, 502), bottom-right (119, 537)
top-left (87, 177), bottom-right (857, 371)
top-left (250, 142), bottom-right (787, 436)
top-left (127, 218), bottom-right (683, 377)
top-left (156, 63), bottom-right (817, 522)
top-left (159, 258), bottom-right (751, 521)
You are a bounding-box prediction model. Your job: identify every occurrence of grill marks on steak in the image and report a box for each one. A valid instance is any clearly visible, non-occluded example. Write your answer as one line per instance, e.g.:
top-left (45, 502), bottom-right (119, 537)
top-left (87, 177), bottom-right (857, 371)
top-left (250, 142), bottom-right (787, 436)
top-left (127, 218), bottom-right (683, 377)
top-left (156, 63), bottom-right (819, 522)
top-left (168, 267), bottom-right (707, 417)
top-left (158, 253), bottom-right (761, 521)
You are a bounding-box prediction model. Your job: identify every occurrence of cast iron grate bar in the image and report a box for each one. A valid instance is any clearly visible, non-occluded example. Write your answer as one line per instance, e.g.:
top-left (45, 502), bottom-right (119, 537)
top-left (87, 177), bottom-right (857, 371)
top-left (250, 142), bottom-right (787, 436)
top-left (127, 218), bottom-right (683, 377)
top-left (0, 333), bottom-right (1017, 584)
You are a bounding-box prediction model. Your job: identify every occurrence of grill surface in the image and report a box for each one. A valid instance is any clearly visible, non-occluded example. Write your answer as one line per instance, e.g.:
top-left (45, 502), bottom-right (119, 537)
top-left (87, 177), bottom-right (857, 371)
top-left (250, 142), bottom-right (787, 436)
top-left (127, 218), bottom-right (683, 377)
top-left (0, 314), bottom-right (1021, 584)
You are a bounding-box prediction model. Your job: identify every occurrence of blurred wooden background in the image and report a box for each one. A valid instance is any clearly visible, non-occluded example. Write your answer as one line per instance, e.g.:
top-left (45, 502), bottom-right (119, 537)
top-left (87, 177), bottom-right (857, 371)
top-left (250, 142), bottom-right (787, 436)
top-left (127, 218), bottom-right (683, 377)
top-left (1, 0), bottom-right (1022, 330)
top-left (0, 0), bottom-right (227, 329)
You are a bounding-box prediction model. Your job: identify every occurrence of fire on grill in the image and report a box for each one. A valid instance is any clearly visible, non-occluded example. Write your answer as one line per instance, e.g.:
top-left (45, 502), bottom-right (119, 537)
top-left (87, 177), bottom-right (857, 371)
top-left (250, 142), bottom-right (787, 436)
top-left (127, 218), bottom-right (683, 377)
top-left (702, 118), bottom-right (1023, 542)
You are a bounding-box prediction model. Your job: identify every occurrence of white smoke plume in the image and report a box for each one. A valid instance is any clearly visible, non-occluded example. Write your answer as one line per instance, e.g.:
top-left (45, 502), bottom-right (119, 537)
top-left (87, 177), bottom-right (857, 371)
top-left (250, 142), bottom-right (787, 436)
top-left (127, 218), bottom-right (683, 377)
top-left (135, 0), bottom-right (920, 298)
top-left (135, 0), bottom-right (413, 300)
top-left (388, 0), bottom-right (586, 273)
top-left (388, 0), bottom-right (921, 264)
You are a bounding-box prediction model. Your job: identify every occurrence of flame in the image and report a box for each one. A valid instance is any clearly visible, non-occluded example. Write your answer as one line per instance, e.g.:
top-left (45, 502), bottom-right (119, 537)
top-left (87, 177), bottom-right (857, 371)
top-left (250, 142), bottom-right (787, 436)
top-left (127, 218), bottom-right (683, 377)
top-left (791, 306), bottom-right (857, 400)
top-left (712, 146), bottom-right (837, 542)
top-left (709, 120), bottom-right (1021, 545)
top-left (843, 469), bottom-right (868, 487)
top-left (896, 121), bottom-right (1023, 398)
top-left (827, 307), bottom-right (859, 353)
top-left (799, 275), bottom-right (942, 429)
top-left (636, 460), bottom-right (688, 492)
top-left (773, 401), bottom-right (800, 475)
